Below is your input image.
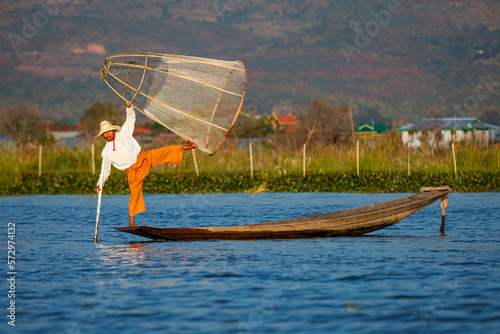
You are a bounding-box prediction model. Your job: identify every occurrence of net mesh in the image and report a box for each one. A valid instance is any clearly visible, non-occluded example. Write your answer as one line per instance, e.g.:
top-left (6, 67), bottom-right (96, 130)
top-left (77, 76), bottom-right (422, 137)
top-left (100, 53), bottom-right (247, 155)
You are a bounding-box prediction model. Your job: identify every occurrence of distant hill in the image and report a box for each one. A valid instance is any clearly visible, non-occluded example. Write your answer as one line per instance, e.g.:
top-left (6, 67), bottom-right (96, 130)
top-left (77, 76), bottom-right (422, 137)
top-left (1, 0), bottom-right (499, 125)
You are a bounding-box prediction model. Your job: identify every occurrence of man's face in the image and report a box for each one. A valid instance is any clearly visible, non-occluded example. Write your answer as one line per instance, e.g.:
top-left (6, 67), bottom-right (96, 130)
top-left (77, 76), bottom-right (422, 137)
top-left (102, 130), bottom-right (116, 142)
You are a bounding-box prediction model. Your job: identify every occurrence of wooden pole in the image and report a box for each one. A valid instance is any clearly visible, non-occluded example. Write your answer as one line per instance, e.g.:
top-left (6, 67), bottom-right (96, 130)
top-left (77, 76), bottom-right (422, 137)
top-left (452, 143), bottom-right (457, 176)
top-left (249, 143), bottom-right (254, 178)
top-left (356, 140), bottom-right (360, 176)
top-left (91, 143), bottom-right (96, 175)
top-left (407, 142), bottom-right (411, 177)
top-left (440, 195), bottom-right (448, 235)
top-left (38, 145), bottom-right (42, 177)
top-left (192, 149), bottom-right (199, 176)
top-left (349, 105), bottom-right (356, 147)
top-left (94, 162), bottom-right (105, 243)
top-left (303, 144), bottom-right (306, 178)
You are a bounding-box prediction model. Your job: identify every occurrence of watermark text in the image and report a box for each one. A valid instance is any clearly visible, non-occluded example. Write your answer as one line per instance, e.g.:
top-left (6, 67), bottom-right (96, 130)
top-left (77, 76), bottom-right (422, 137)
top-left (7, 0), bottom-right (70, 54)
top-left (7, 222), bottom-right (16, 327)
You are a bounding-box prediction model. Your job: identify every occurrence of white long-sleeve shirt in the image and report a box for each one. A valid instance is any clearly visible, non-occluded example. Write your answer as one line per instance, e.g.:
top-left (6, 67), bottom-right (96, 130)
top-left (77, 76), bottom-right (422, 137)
top-left (97, 107), bottom-right (141, 187)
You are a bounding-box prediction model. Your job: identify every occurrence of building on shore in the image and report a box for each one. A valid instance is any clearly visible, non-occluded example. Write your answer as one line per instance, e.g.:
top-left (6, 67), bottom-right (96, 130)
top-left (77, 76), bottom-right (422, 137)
top-left (269, 112), bottom-right (299, 132)
top-left (355, 123), bottom-right (391, 138)
top-left (47, 125), bottom-right (84, 146)
top-left (399, 117), bottom-right (498, 148)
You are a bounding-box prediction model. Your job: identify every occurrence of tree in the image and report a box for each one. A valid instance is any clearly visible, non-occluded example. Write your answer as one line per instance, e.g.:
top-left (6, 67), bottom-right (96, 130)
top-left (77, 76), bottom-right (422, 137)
top-left (80, 100), bottom-right (124, 141)
top-left (0, 105), bottom-right (45, 147)
top-left (297, 98), bottom-right (350, 147)
top-left (38, 128), bottom-right (55, 146)
top-left (232, 116), bottom-right (274, 138)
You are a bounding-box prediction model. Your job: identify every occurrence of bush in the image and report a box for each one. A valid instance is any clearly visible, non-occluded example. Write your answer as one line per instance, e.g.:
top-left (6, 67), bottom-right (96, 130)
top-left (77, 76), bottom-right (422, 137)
top-left (1, 171), bottom-right (498, 195)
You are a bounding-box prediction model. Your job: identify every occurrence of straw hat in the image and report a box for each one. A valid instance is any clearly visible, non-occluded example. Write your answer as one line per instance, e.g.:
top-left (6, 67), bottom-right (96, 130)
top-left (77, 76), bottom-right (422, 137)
top-left (95, 120), bottom-right (121, 138)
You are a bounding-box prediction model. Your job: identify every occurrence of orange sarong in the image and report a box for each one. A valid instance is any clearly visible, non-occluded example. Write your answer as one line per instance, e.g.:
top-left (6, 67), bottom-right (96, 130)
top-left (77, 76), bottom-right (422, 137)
top-left (125, 145), bottom-right (183, 217)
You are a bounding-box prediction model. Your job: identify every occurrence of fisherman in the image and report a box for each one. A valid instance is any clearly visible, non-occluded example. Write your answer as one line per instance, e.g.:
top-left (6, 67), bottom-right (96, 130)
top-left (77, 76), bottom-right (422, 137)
top-left (96, 101), bottom-right (197, 227)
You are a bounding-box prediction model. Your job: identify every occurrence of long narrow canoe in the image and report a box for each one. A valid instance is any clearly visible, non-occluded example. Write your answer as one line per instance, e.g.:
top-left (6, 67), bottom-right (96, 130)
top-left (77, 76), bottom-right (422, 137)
top-left (115, 186), bottom-right (452, 241)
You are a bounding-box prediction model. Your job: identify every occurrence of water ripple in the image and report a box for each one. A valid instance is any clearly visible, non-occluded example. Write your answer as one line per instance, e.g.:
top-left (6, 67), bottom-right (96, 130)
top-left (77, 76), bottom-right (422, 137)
top-left (1, 192), bottom-right (499, 333)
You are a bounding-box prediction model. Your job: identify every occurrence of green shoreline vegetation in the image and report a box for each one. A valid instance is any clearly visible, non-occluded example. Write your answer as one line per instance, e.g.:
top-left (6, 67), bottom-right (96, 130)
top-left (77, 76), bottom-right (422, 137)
top-left (1, 140), bottom-right (499, 195)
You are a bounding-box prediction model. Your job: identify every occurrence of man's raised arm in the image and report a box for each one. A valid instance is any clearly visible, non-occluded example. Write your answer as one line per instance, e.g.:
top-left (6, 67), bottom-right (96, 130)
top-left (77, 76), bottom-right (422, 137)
top-left (121, 100), bottom-right (135, 135)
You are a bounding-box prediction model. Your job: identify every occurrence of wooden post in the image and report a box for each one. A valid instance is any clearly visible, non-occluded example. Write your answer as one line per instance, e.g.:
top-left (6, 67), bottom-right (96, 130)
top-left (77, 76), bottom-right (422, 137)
top-left (452, 143), bottom-right (457, 176)
top-left (38, 145), bottom-right (42, 177)
top-left (356, 140), bottom-right (360, 176)
top-left (440, 195), bottom-right (448, 235)
top-left (94, 162), bottom-right (105, 243)
top-left (192, 149), bottom-right (199, 176)
top-left (349, 105), bottom-right (356, 147)
top-left (249, 143), bottom-right (254, 178)
top-left (303, 144), bottom-right (306, 178)
top-left (407, 142), bottom-right (411, 177)
top-left (91, 143), bottom-right (96, 175)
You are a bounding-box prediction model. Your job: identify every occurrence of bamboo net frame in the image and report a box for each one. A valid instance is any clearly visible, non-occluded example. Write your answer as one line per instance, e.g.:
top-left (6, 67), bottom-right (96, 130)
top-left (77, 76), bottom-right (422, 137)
top-left (100, 52), bottom-right (247, 155)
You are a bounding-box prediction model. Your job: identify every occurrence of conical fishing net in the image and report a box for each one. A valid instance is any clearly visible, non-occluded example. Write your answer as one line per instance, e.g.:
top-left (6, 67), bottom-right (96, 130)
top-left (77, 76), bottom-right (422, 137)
top-left (100, 53), bottom-right (247, 155)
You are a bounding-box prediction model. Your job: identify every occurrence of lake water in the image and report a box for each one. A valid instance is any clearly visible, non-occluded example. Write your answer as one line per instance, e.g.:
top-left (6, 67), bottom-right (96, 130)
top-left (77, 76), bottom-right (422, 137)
top-left (1, 192), bottom-right (499, 334)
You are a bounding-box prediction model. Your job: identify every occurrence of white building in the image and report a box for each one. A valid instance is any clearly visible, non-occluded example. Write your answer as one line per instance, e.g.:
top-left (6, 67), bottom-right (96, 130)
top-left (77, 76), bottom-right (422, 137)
top-left (399, 117), bottom-right (498, 148)
top-left (48, 125), bottom-right (84, 146)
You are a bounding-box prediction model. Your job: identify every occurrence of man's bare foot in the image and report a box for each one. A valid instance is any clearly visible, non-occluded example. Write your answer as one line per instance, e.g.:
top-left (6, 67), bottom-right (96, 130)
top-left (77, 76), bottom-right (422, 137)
top-left (129, 216), bottom-right (136, 227)
top-left (183, 139), bottom-right (197, 150)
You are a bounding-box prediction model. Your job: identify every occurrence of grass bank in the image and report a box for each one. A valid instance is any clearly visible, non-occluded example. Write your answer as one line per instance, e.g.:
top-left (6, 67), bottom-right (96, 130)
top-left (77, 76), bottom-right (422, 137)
top-left (1, 141), bottom-right (499, 195)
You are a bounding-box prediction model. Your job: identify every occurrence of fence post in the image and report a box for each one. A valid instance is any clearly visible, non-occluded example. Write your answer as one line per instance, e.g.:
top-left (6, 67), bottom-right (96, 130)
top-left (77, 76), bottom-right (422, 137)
top-left (407, 142), bottom-right (411, 177)
top-left (192, 149), bottom-right (199, 176)
top-left (249, 142), bottom-right (253, 178)
top-left (452, 143), bottom-right (457, 176)
top-left (356, 140), bottom-right (360, 176)
top-left (303, 144), bottom-right (306, 178)
top-left (38, 145), bottom-right (42, 177)
top-left (91, 143), bottom-right (96, 175)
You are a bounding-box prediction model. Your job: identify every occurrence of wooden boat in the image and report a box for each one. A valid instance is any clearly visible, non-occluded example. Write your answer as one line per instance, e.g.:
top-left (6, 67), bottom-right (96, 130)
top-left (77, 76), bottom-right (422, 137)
top-left (115, 186), bottom-right (452, 241)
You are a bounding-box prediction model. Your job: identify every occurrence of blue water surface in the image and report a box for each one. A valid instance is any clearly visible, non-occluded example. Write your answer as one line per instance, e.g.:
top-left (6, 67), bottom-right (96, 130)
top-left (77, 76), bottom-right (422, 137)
top-left (1, 192), bottom-right (499, 334)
